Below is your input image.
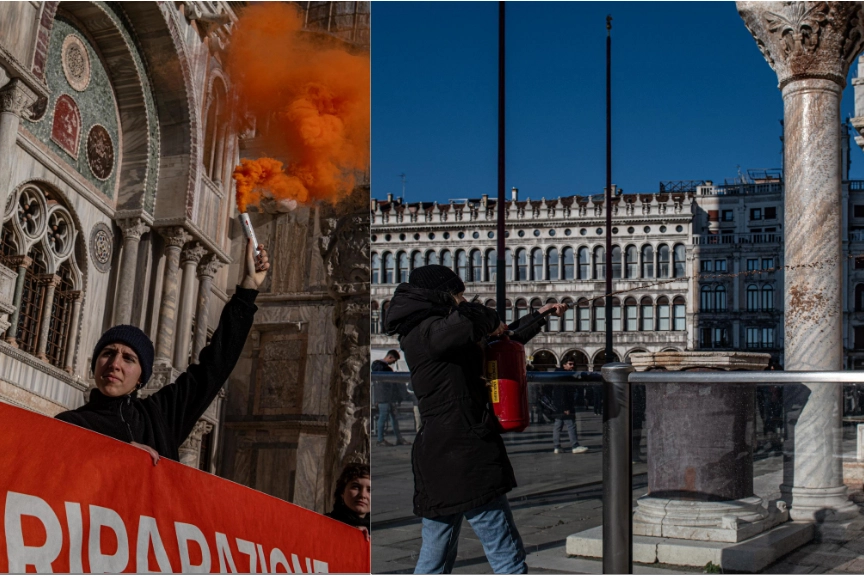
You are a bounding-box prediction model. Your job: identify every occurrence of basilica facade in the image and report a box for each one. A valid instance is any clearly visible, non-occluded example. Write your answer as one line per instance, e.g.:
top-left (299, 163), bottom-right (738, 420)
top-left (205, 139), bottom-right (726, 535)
top-left (0, 1), bottom-right (369, 515)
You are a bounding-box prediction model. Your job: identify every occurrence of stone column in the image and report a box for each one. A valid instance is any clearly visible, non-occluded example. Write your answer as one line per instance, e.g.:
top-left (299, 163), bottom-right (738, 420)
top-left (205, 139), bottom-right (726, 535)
top-left (191, 255), bottom-right (223, 363)
top-left (154, 227), bottom-right (188, 364)
top-left (63, 290), bottom-right (83, 373)
top-left (0, 79), bottom-right (37, 209)
top-left (34, 274), bottom-right (60, 361)
top-left (113, 218), bottom-right (149, 326)
top-left (737, 1), bottom-right (864, 521)
top-left (4, 255), bottom-right (31, 346)
top-left (174, 243), bottom-right (206, 370)
top-left (178, 420), bottom-right (213, 468)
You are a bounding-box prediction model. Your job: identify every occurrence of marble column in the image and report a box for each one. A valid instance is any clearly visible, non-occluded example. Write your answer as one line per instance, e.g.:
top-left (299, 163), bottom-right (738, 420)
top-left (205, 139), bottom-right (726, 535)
top-left (154, 227), bottom-right (188, 364)
top-left (113, 218), bottom-right (150, 326)
top-left (63, 290), bottom-right (83, 373)
top-left (5, 255), bottom-right (31, 346)
top-left (192, 255), bottom-right (223, 363)
top-left (0, 79), bottom-right (37, 210)
top-left (178, 420), bottom-right (213, 468)
top-left (34, 274), bottom-right (60, 361)
top-left (737, 1), bottom-right (864, 521)
top-left (174, 243), bottom-right (206, 370)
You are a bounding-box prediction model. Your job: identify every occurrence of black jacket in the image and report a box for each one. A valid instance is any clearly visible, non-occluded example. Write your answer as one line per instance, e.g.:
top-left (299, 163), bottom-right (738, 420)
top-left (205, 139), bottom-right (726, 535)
top-left (384, 284), bottom-right (545, 518)
top-left (540, 373), bottom-right (576, 419)
top-left (325, 500), bottom-right (371, 530)
top-left (55, 287), bottom-right (258, 461)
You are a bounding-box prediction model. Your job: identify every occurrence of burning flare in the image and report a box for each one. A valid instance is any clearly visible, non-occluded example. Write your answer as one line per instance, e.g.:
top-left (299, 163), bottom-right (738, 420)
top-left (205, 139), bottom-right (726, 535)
top-left (226, 3), bottom-right (370, 213)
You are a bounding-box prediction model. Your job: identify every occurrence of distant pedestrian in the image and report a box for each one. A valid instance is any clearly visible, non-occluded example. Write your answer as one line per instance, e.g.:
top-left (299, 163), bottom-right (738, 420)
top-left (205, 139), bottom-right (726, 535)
top-left (539, 361), bottom-right (588, 454)
top-left (373, 350), bottom-right (410, 447)
top-left (325, 462), bottom-right (371, 531)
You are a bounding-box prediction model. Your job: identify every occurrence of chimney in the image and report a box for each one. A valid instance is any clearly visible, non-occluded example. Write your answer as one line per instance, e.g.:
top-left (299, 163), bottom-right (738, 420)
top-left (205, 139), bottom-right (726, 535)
top-left (386, 193), bottom-right (393, 203)
top-left (511, 187), bottom-right (519, 202)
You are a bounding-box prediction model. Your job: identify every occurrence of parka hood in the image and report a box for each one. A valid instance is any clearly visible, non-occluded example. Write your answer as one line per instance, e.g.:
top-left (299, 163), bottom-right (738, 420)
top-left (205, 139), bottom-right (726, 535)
top-left (383, 284), bottom-right (455, 336)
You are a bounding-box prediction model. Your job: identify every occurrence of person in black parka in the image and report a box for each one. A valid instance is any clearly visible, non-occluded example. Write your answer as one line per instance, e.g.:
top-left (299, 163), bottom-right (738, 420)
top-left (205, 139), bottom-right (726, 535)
top-left (325, 462), bottom-right (371, 531)
top-left (384, 265), bottom-right (565, 574)
top-left (55, 239), bottom-right (269, 465)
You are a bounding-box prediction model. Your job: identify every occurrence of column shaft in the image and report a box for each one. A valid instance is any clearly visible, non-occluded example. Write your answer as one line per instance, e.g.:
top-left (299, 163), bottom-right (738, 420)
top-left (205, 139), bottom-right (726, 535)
top-left (192, 256), bottom-right (221, 363)
top-left (174, 244), bottom-right (206, 369)
top-left (0, 80), bottom-right (36, 209)
top-left (35, 274), bottom-right (60, 360)
top-left (64, 292), bottom-right (83, 372)
top-left (154, 228), bottom-right (188, 364)
top-left (114, 218), bottom-right (149, 326)
top-left (5, 257), bottom-right (31, 345)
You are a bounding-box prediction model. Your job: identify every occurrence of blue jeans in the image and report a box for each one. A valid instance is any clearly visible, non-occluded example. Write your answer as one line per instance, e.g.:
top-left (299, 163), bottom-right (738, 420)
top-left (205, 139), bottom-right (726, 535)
top-left (415, 495), bottom-right (527, 574)
top-left (552, 418), bottom-right (578, 448)
top-left (377, 402), bottom-right (403, 442)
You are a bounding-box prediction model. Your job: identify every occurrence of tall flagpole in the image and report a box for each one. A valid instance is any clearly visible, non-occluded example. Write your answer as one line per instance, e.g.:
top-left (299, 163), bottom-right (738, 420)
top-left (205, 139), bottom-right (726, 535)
top-left (496, 1), bottom-right (506, 321)
top-left (604, 14), bottom-right (613, 362)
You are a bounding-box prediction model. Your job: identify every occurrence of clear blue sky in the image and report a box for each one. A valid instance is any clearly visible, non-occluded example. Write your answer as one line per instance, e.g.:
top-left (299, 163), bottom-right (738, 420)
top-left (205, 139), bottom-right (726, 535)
top-left (372, 1), bottom-right (863, 204)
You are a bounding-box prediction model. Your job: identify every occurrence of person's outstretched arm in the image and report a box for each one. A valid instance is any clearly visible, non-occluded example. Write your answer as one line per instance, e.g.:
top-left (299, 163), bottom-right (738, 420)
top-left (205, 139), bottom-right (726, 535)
top-left (150, 238), bottom-right (270, 448)
top-left (426, 302), bottom-right (500, 359)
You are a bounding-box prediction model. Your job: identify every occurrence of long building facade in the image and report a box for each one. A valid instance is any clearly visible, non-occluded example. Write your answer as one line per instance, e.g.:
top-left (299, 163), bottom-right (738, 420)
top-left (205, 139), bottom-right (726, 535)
top-left (371, 136), bottom-right (864, 371)
top-left (0, 1), bottom-right (369, 515)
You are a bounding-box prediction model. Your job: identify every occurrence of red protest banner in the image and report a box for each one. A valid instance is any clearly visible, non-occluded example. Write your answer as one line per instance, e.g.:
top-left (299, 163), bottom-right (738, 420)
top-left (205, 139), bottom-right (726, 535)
top-left (0, 402), bottom-right (370, 573)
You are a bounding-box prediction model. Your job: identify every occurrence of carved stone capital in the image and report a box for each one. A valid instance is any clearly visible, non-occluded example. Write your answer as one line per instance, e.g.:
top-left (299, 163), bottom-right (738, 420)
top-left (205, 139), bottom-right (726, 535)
top-left (197, 254), bottom-right (223, 279)
top-left (737, 2), bottom-right (864, 89)
top-left (37, 273), bottom-right (61, 288)
top-left (0, 79), bottom-right (37, 117)
top-left (4, 255), bottom-right (32, 270)
top-left (159, 226), bottom-right (189, 250)
top-left (181, 242), bottom-right (207, 266)
top-left (117, 217), bottom-right (150, 241)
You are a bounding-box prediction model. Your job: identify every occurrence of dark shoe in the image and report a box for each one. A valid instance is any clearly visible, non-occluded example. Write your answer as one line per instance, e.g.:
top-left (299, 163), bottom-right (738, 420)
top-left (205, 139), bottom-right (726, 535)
top-left (376, 440), bottom-right (394, 447)
top-left (397, 439), bottom-right (412, 446)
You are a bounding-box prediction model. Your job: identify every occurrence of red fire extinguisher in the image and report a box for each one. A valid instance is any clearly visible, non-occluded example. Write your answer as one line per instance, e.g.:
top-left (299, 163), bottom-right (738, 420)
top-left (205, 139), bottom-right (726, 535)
top-left (485, 304), bottom-right (570, 433)
top-left (485, 333), bottom-right (529, 433)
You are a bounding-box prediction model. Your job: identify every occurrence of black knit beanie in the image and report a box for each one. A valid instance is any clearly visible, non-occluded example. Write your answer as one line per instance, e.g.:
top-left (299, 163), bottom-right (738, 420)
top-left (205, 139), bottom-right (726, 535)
top-left (91, 325), bottom-right (155, 387)
top-left (409, 265), bottom-right (465, 295)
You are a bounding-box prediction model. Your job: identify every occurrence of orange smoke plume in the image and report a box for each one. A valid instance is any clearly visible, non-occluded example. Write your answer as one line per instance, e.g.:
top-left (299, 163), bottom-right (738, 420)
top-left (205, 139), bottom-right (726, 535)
top-left (226, 3), bottom-right (370, 212)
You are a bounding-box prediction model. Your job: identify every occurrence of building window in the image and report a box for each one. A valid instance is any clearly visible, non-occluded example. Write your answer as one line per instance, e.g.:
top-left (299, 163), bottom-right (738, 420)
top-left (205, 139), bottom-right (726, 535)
top-left (577, 299), bottom-right (590, 331)
top-left (657, 244), bottom-right (670, 278)
top-left (641, 244), bottom-right (654, 278)
top-left (701, 327), bottom-right (729, 348)
top-left (856, 326), bottom-right (864, 350)
top-left (398, 251), bottom-right (409, 283)
top-left (747, 258), bottom-right (759, 271)
top-left (505, 248), bottom-right (512, 281)
top-left (856, 205), bottom-right (864, 219)
top-left (640, 297), bottom-right (653, 331)
top-left (547, 248), bottom-right (559, 280)
top-left (594, 300), bottom-right (606, 332)
top-left (441, 249), bottom-right (452, 270)
top-left (762, 258), bottom-right (774, 270)
top-left (412, 250), bottom-right (423, 272)
top-left (701, 260), bottom-right (713, 273)
top-left (456, 250), bottom-right (468, 281)
top-left (673, 244), bottom-right (685, 278)
top-left (765, 206), bottom-right (777, 220)
top-left (578, 247), bottom-right (590, 280)
top-left (471, 249), bottom-right (482, 282)
top-left (562, 298), bottom-right (575, 331)
top-left (716, 285), bottom-right (727, 311)
top-left (721, 210), bottom-right (734, 222)
top-left (531, 248), bottom-right (543, 281)
top-left (371, 301), bottom-right (380, 334)
top-left (625, 245), bottom-right (638, 278)
top-left (486, 249), bottom-right (497, 282)
top-left (516, 249), bottom-right (528, 281)
top-left (545, 298), bottom-right (560, 332)
top-left (625, 298), bottom-right (638, 331)
top-left (715, 259), bottom-right (727, 272)
top-left (371, 253), bottom-right (380, 284)
top-left (762, 285), bottom-right (774, 310)
top-left (747, 284), bottom-right (759, 311)
top-left (746, 326), bottom-right (774, 348)
top-left (426, 250), bottom-right (439, 266)
top-left (750, 208), bottom-right (762, 220)
top-left (383, 252), bottom-right (394, 284)
top-left (657, 297), bottom-right (670, 330)
top-left (562, 247), bottom-right (574, 280)
top-left (505, 299), bottom-right (513, 324)
top-left (701, 285), bottom-right (714, 311)
top-left (593, 246), bottom-right (606, 280)
top-left (611, 246), bottom-right (622, 279)
top-left (673, 297), bottom-right (686, 331)
top-left (856, 284), bottom-right (864, 312)
top-left (516, 298), bottom-right (528, 320)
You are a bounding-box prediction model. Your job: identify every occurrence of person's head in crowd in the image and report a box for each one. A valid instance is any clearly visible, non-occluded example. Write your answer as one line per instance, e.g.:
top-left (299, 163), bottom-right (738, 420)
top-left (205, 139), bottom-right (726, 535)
top-left (409, 265), bottom-right (466, 303)
top-left (91, 325), bottom-right (155, 397)
top-left (335, 462), bottom-right (371, 517)
top-left (561, 359), bottom-right (575, 371)
top-left (384, 350), bottom-right (401, 365)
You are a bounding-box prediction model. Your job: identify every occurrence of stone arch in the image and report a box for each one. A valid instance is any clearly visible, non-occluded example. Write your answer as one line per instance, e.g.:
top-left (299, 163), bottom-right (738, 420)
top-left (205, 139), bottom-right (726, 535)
top-left (562, 349), bottom-right (589, 371)
top-left (531, 349), bottom-right (558, 370)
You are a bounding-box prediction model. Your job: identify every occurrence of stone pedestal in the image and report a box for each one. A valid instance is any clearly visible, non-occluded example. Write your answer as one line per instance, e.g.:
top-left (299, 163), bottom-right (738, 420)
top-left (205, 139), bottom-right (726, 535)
top-left (630, 351), bottom-right (780, 543)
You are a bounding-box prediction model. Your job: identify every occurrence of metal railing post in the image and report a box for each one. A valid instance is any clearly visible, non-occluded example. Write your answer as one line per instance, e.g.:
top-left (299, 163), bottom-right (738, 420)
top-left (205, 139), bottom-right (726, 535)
top-left (602, 362), bottom-right (634, 574)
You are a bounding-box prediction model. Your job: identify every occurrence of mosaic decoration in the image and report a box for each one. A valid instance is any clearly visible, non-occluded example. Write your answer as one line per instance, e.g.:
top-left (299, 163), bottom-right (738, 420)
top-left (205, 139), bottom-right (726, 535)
top-left (50, 94), bottom-right (81, 157)
top-left (89, 222), bottom-right (113, 273)
top-left (86, 124), bottom-right (114, 181)
top-left (61, 35), bottom-right (90, 92)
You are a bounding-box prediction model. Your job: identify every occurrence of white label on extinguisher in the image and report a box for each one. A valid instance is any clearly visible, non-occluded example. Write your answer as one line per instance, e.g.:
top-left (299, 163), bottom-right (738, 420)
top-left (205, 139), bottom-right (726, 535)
top-left (487, 361), bottom-right (500, 403)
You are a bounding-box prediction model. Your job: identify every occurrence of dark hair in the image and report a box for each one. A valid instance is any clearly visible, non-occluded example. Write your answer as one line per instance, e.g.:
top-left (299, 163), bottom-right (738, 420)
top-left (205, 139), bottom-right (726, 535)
top-left (334, 462), bottom-right (370, 502)
top-left (386, 349), bottom-right (401, 360)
